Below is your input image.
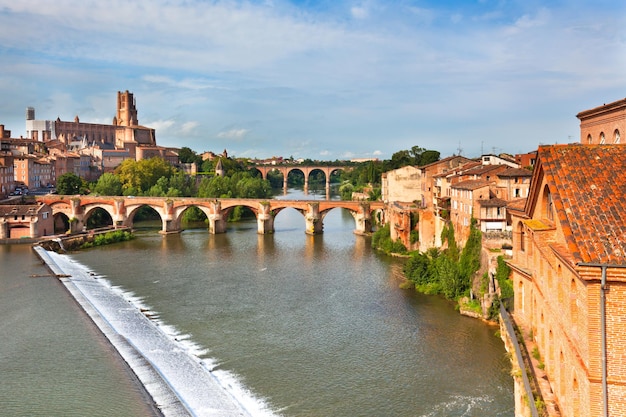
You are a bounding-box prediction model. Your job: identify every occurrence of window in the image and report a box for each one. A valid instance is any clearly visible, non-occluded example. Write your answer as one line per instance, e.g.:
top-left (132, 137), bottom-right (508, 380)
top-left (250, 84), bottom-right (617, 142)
top-left (543, 185), bottom-right (554, 221)
top-left (600, 132), bottom-right (605, 144)
top-left (547, 192), bottom-right (554, 220)
top-left (615, 129), bottom-right (621, 144)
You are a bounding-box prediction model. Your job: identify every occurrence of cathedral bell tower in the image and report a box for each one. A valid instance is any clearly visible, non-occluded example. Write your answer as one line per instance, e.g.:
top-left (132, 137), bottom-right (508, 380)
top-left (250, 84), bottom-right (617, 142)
top-left (116, 90), bottom-right (138, 126)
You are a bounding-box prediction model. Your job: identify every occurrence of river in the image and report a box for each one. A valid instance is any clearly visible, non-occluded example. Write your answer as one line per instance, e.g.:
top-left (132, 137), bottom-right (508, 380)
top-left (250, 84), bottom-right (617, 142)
top-left (1, 189), bottom-right (513, 416)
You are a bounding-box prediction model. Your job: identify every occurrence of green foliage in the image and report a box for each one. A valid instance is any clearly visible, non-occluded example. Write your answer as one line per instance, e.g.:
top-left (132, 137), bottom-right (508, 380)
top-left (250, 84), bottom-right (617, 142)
top-left (496, 256), bottom-right (514, 299)
top-left (388, 146), bottom-right (441, 170)
top-left (410, 230), bottom-right (419, 244)
top-left (434, 254), bottom-right (462, 299)
top-left (403, 252), bottom-right (433, 285)
top-left (115, 157), bottom-right (174, 195)
top-left (81, 230), bottom-right (134, 248)
top-left (371, 224), bottom-right (407, 254)
top-left (368, 187), bottom-right (381, 201)
top-left (86, 208), bottom-right (113, 229)
top-left (440, 223), bottom-right (459, 261)
top-left (93, 173), bottom-right (122, 195)
top-left (57, 173), bottom-right (85, 195)
top-left (404, 221), bottom-right (482, 301)
top-left (181, 206), bottom-right (207, 223)
top-left (197, 172), bottom-right (272, 199)
top-left (487, 297), bottom-right (501, 321)
top-left (458, 220), bottom-right (482, 289)
top-left (339, 182), bottom-right (354, 200)
top-left (177, 147), bottom-right (203, 165)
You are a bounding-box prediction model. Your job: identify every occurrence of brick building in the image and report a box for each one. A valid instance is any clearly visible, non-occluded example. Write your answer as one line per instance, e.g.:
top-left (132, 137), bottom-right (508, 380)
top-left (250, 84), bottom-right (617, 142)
top-left (508, 144), bottom-right (626, 417)
top-left (577, 97), bottom-right (625, 145)
top-left (0, 203), bottom-right (54, 239)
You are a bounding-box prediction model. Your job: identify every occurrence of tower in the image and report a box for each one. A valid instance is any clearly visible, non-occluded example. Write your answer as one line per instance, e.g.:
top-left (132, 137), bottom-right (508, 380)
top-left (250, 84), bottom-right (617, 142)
top-left (116, 90), bottom-right (138, 126)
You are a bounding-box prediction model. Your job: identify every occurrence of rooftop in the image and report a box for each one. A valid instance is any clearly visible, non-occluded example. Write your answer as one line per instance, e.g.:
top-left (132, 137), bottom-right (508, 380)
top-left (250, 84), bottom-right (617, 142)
top-left (538, 144), bottom-right (626, 264)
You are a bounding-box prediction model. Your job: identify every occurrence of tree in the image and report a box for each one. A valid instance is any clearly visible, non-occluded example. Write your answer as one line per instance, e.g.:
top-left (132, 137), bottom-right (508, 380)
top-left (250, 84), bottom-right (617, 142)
top-left (178, 147), bottom-right (202, 165)
top-left (93, 173), bottom-right (122, 196)
top-left (57, 173), bottom-right (84, 195)
top-left (419, 150), bottom-right (440, 166)
top-left (115, 157), bottom-right (174, 195)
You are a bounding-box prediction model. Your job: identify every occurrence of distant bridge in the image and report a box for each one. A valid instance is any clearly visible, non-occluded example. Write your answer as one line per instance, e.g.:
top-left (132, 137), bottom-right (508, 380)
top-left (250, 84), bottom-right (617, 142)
top-left (35, 195), bottom-right (384, 235)
top-left (249, 165), bottom-right (352, 192)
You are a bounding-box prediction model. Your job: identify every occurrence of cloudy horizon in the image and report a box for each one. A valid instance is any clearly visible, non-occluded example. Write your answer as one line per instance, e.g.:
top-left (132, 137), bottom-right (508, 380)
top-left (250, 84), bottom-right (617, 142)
top-left (0, 0), bottom-right (624, 160)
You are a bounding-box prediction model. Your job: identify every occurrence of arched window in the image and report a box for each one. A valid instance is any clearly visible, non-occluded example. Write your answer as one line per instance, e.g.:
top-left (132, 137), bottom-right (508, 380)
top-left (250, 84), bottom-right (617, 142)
top-left (615, 129), bottom-right (621, 144)
top-left (600, 132), bottom-right (605, 144)
top-left (587, 134), bottom-right (593, 144)
top-left (542, 185), bottom-right (554, 221)
top-left (518, 222), bottom-right (525, 252)
top-left (570, 278), bottom-right (578, 326)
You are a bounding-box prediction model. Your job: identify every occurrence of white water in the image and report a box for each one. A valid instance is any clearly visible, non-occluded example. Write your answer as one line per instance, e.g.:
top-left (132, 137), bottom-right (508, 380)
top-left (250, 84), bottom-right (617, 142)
top-left (35, 247), bottom-right (278, 417)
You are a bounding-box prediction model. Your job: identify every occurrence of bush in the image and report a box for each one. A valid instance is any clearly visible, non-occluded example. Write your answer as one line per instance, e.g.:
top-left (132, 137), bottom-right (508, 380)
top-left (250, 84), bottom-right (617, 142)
top-left (371, 224), bottom-right (407, 254)
top-left (82, 230), bottom-right (134, 249)
top-left (496, 256), bottom-right (514, 299)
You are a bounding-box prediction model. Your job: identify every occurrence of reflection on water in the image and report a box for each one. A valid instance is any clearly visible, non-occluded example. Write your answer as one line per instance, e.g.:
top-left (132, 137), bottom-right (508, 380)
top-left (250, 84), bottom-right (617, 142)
top-left (70, 189), bottom-right (514, 416)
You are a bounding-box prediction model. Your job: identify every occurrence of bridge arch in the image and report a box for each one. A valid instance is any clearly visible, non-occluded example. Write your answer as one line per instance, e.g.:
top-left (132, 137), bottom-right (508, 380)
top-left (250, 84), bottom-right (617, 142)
top-left (53, 212), bottom-right (70, 234)
top-left (125, 204), bottom-right (163, 230)
top-left (171, 203), bottom-right (214, 232)
top-left (249, 165), bottom-right (352, 194)
top-left (83, 206), bottom-right (114, 229)
top-left (36, 195), bottom-right (383, 236)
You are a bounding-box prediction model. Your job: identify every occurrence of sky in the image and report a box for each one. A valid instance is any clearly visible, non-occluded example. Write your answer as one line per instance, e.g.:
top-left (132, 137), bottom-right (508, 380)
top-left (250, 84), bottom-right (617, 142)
top-left (0, 0), bottom-right (624, 161)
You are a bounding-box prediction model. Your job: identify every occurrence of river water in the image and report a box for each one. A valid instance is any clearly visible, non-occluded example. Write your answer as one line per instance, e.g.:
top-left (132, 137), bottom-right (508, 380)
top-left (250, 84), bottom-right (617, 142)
top-left (1, 189), bottom-right (513, 416)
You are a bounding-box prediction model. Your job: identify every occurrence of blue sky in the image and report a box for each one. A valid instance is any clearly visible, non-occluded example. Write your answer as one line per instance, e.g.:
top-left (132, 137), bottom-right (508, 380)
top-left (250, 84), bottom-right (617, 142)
top-left (0, 0), bottom-right (624, 160)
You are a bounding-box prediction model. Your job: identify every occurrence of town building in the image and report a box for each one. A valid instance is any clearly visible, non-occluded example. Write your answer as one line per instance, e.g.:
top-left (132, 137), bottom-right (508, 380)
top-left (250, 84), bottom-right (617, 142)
top-left (515, 151), bottom-right (537, 170)
top-left (0, 152), bottom-right (14, 198)
top-left (507, 143), bottom-right (626, 417)
top-left (24, 91), bottom-right (170, 166)
top-left (4, 90), bottom-right (182, 186)
top-left (577, 97), bottom-right (625, 145)
top-left (449, 178), bottom-right (491, 243)
top-left (0, 202), bottom-right (54, 239)
top-left (382, 155), bottom-right (472, 250)
top-left (494, 167), bottom-right (532, 200)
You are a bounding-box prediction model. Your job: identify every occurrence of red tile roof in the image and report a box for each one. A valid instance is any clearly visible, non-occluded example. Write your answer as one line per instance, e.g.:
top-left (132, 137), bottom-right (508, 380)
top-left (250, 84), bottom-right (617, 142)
top-left (538, 144), bottom-right (626, 264)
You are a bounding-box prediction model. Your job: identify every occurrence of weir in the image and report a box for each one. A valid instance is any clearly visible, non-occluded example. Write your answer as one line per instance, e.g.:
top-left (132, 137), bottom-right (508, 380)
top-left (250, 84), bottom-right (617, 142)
top-left (34, 246), bottom-right (274, 417)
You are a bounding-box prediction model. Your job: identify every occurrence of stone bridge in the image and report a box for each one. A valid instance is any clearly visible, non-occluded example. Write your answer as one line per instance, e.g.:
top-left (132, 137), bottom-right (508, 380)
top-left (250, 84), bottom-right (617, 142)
top-left (35, 195), bottom-right (385, 235)
top-left (249, 165), bottom-right (352, 192)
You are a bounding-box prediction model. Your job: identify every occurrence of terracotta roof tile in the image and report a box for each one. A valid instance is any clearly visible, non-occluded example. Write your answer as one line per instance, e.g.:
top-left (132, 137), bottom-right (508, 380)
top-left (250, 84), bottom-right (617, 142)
top-left (538, 144), bottom-right (626, 264)
top-left (478, 197), bottom-right (507, 207)
top-left (452, 179), bottom-right (491, 190)
top-left (497, 167), bottom-right (533, 178)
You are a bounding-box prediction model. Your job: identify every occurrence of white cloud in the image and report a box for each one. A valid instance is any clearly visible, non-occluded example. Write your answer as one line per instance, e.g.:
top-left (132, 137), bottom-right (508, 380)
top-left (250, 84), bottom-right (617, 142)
top-left (351, 6), bottom-right (368, 20)
top-left (148, 119), bottom-right (176, 133)
top-left (217, 128), bottom-right (250, 140)
top-left (181, 121), bottom-right (199, 135)
top-left (0, 1), bottom-right (625, 160)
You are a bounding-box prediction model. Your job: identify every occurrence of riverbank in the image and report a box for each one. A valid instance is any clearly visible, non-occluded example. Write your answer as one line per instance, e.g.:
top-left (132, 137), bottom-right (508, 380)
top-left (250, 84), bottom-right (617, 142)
top-left (33, 246), bottom-right (259, 417)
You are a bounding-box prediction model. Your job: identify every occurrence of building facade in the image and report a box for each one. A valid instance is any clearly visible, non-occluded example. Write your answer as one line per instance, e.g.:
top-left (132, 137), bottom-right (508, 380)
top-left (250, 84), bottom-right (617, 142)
top-left (0, 203), bottom-right (54, 239)
top-left (577, 97), bottom-right (625, 145)
top-left (508, 144), bottom-right (626, 417)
